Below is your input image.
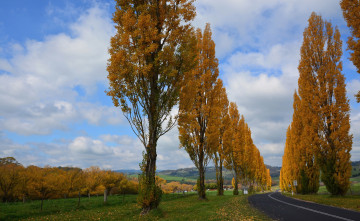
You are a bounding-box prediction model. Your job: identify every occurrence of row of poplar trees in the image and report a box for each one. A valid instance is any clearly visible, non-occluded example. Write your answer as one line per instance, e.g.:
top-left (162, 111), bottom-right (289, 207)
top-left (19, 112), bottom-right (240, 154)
top-left (106, 0), bottom-right (270, 214)
top-left (280, 11), bottom-right (354, 196)
top-left (178, 25), bottom-right (271, 199)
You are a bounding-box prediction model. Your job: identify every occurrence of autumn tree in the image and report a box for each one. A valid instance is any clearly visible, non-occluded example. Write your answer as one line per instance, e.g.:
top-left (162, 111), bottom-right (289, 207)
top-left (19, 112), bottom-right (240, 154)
top-left (63, 168), bottom-right (82, 198)
top-left (266, 168), bottom-right (272, 190)
top-left (106, 0), bottom-right (196, 213)
top-left (178, 23), bottom-right (220, 200)
top-left (18, 166), bottom-right (31, 203)
top-left (340, 0), bottom-right (360, 102)
top-left (101, 170), bottom-right (125, 203)
top-left (283, 12), bottom-right (353, 195)
top-left (0, 157), bottom-right (22, 202)
top-left (294, 12), bottom-right (329, 194)
top-left (317, 20), bottom-right (353, 196)
top-left (27, 166), bottom-right (62, 211)
top-left (83, 166), bottom-right (102, 198)
top-left (223, 102), bottom-right (243, 195)
top-left (207, 79), bottom-right (229, 196)
top-left (280, 126), bottom-right (292, 192)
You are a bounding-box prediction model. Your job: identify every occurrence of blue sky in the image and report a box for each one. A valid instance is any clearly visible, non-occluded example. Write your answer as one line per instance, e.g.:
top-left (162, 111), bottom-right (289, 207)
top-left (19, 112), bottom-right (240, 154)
top-left (0, 0), bottom-right (359, 170)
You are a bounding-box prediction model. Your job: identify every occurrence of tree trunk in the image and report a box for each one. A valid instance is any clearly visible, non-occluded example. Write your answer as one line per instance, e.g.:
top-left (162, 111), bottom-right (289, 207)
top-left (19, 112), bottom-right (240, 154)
top-left (214, 153), bottom-right (220, 195)
top-left (104, 189), bottom-right (108, 203)
top-left (78, 191), bottom-right (81, 207)
top-left (41, 197), bottom-right (44, 211)
top-left (140, 117), bottom-right (159, 214)
top-left (218, 158), bottom-right (224, 196)
top-left (233, 169), bottom-right (239, 195)
top-left (88, 192), bottom-right (90, 199)
top-left (198, 152), bottom-right (206, 200)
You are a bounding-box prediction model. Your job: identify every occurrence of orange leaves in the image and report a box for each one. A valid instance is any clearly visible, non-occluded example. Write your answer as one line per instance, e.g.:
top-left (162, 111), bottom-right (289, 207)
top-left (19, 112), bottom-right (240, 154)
top-left (108, 1), bottom-right (196, 210)
top-left (222, 102), bottom-right (270, 193)
top-left (341, 0), bottom-right (360, 100)
top-left (281, 12), bottom-right (352, 195)
top-left (178, 23), bottom-right (220, 199)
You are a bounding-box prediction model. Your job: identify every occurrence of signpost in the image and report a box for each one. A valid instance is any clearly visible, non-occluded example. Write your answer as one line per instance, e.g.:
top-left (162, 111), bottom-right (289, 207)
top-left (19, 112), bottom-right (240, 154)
top-left (292, 180), bottom-right (297, 195)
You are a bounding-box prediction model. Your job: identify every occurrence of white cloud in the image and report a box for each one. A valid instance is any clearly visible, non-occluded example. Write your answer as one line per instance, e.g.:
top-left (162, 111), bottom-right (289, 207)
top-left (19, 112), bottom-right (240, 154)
top-left (0, 5), bottom-right (121, 136)
top-left (1, 0), bottom-right (359, 170)
top-left (194, 0), bottom-right (344, 59)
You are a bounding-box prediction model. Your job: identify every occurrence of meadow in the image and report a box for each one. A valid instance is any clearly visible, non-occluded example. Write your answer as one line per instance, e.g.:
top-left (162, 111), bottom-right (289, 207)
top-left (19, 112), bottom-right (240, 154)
top-left (285, 176), bottom-right (360, 212)
top-left (0, 191), bottom-right (271, 221)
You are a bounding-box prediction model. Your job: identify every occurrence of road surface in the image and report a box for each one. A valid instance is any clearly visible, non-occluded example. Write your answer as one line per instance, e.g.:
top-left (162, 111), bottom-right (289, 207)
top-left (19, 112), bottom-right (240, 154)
top-left (248, 192), bottom-right (360, 221)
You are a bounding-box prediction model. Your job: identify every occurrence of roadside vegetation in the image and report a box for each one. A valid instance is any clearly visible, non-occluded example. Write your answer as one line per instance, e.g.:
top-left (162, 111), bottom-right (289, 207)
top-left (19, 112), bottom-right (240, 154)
top-left (286, 193), bottom-right (360, 212)
top-left (1, 191), bottom-right (271, 221)
top-left (284, 176), bottom-right (360, 212)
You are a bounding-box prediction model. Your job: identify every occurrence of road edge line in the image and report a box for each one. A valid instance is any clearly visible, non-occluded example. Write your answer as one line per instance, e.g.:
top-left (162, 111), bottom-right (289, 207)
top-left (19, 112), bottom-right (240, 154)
top-left (268, 193), bottom-right (354, 221)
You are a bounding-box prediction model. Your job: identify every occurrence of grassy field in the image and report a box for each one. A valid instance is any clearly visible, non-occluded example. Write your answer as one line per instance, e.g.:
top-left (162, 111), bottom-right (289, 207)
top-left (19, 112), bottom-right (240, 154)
top-left (284, 176), bottom-right (360, 212)
top-left (286, 193), bottom-right (360, 212)
top-left (157, 174), bottom-right (197, 183)
top-left (0, 191), bottom-right (271, 220)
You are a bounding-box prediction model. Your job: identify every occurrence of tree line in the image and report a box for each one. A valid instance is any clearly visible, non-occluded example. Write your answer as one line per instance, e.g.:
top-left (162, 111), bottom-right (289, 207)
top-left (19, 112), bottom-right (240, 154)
top-left (106, 0), bottom-right (272, 213)
top-left (280, 9), bottom-right (354, 196)
top-left (0, 157), bottom-right (137, 209)
top-left (177, 26), bottom-right (272, 197)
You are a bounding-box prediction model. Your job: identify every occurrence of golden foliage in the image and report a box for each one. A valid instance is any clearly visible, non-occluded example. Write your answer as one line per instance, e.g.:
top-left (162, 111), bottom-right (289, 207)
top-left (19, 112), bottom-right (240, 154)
top-left (178, 23), bottom-right (220, 199)
top-left (281, 12), bottom-right (352, 195)
top-left (0, 158), bottom-right (138, 204)
top-left (340, 0), bottom-right (360, 102)
top-left (107, 0), bottom-right (197, 211)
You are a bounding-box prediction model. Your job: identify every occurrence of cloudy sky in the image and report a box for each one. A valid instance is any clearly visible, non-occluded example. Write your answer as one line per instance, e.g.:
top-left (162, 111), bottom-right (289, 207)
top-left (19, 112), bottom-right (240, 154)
top-left (0, 0), bottom-right (359, 170)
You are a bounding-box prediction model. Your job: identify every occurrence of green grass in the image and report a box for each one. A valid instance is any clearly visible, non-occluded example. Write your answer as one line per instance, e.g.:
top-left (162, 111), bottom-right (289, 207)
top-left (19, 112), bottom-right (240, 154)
top-left (282, 176), bottom-right (360, 212)
top-left (351, 165), bottom-right (360, 177)
top-left (157, 174), bottom-right (197, 183)
top-left (286, 193), bottom-right (360, 212)
top-left (0, 191), bottom-right (271, 220)
top-left (350, 176), bottom-right (360, 182)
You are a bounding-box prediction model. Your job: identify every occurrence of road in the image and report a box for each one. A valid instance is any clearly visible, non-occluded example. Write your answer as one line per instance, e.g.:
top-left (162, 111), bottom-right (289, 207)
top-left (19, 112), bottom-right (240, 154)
top-left (248, 192), bottom-right (360, 221)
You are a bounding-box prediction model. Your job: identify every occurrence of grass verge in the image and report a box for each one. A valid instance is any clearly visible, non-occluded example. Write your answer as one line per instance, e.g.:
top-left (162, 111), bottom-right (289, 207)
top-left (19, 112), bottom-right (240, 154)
top-left (0, 191), bottom-right (271, 220)
top-left (284, 193), bottom-right (360, 212)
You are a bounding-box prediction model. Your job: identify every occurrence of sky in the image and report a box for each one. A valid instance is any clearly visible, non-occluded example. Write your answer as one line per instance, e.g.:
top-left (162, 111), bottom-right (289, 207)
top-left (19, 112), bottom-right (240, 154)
top-left (0, 0), bottom-right (359, 170)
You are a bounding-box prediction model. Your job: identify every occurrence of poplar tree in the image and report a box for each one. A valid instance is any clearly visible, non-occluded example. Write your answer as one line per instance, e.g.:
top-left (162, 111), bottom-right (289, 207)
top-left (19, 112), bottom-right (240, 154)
top-left (178, 23), bottom-right (220, 200)
top-left (296, 12), bottom-right (326, 194)
top-left (106, 0), bottom-right (196, 213)
top-left (223, 102), bottom-right (243, 195)
top-left (207, 79), bottom-right (229, 196)
top-left (283, 12), bottom-right (353, 195)
top-left (280, 126), bottom-right (292, 192)
top-left (340, 0), bottom-right (360, 102)
top-left (318, 22), bottom-right (353, 196)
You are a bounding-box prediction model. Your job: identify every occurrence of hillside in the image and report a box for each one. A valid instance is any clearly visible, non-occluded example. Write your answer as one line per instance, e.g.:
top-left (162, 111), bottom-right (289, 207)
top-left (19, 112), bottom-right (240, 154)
top-left (352, 160), bottom-right (360, 177)
top-left (155, 165), bottom-right (281, 185)
top-left (117, 161), bottom-right (360, 182)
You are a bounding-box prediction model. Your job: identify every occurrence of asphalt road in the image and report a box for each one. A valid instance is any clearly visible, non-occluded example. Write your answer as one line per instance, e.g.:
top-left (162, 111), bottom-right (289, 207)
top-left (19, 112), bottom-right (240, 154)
top-left (248, 192), bottom-right (360, 221)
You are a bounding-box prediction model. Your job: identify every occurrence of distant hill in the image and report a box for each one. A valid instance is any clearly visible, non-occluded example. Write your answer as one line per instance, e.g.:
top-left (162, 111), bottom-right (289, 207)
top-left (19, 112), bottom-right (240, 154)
top-left (352, 161), bottom-right (360, 177)
top-left (157, 164), bottom-right (281, 183)
top-left (115, 169), bottom-right (141, 175)
top-left (352, 161), bottom-right (360, 167)
top-left (113, 161), bottom-right (359, 183)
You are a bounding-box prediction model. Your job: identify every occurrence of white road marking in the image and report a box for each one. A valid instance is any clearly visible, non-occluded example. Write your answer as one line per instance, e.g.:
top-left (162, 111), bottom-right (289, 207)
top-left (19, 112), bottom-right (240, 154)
top-left (268, 193), bottom-right (355, 221)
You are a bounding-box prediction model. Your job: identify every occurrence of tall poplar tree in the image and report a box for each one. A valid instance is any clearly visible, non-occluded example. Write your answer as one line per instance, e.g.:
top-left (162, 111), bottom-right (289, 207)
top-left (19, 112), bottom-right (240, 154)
top-left (223, 102), bottom-right (243, 195)
top-left (318, 22), bottom-right (353, 196)
top-left (296, 12), bottom-right (326, 194)
top-left (340, 0), bottom-right (360, 102)
top-left (207, 79), bottom-right (229, 196)
top-left (178, 23), bottom-right (220, 200)
top-left (106, 0), bottom-right (196, 213)
top-left (280, 126), bottom-right (292, 192)
top-left (283, 12), bottom-right (353, 195)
